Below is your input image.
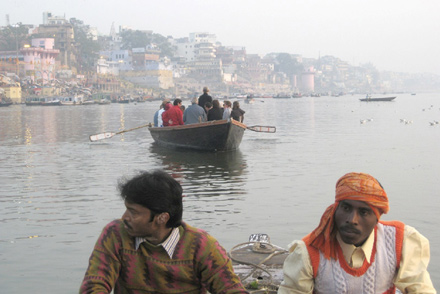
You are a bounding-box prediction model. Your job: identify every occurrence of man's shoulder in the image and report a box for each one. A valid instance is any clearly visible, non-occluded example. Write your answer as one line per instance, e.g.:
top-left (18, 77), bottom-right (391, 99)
top-left (103, 219), bottom-right (124, 231)
top-left (181, 222), bottom-right (214, 242)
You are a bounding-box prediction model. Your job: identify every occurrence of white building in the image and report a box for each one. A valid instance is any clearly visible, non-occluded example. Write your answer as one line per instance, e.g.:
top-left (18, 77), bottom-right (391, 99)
top-left (173, 32), bottom-right (217, 62)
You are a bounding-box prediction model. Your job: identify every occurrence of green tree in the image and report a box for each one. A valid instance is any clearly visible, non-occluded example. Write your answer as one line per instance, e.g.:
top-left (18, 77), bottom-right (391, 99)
top-left (120, 30), bottom-right (150, 49)
top-left (0, 23), bottom-right (30, 51)
top-left (150, 33), bottom-right (175, 57)
top-left (120, 30), bottom-right (175, 58)
top-left (70, 18), bottom-right (101, 72)
top-left (275, 53), bottom-right (304, 75)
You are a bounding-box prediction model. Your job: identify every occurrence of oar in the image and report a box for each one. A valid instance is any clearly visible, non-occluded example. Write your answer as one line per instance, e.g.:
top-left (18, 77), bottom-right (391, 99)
top-left (89, 123), bottom-right (152, 142)
top-left (246, 125), bottom-right (276, 133)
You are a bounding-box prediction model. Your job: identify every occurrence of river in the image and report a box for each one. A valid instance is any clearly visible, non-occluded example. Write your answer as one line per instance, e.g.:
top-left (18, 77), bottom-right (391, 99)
top-left (0, 93), bottom-right (439, 292)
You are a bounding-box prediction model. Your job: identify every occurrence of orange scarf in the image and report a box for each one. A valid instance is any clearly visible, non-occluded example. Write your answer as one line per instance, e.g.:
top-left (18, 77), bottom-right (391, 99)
top-left (303, 172), bottom-right (389, 260)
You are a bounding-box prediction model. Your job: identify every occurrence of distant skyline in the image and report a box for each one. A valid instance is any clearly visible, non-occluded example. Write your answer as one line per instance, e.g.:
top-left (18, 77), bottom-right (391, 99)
top-left (5, 0), bottom-right (440, 74)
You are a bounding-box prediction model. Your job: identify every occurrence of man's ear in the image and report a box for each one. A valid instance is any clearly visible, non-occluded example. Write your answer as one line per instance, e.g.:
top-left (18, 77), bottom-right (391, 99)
top-left (157, 213), bottom-right (170, 225)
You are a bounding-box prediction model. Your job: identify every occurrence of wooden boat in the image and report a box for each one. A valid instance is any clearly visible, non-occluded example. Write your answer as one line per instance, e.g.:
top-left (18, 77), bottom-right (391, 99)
top-left (41, 97), bottom-right (62, 106)
top-left (230, 234), bottom-right (288, 293)
top-left (0, 101), bottom-right (13, 107)
top-left (148, 119), bottom-right (246, 151)
top-left (360, 96), bottom-right (396, 102)
top-left (60, 96), bottom-right (83, 106)
top-left (98, 99), bottom-right (111, 105)
top-left (25, 97), bottom-right (45, 106)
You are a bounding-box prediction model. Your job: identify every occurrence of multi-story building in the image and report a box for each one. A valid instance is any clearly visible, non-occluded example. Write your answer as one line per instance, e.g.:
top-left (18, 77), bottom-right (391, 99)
top-left (21, 38), bottom-right (60, 83)
top-left (37, 13), bottom-right (75, 69)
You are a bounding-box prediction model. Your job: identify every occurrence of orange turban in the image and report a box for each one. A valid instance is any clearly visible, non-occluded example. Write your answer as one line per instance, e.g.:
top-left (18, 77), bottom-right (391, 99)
top-left (303, 172), bottom-right (389, 260)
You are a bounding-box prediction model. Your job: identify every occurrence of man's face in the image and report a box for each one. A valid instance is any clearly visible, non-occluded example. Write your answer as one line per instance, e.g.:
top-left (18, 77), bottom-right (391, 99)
top-left (122, 200), bottom-right (157, 239)
top-left (334, 199), bottom-right (378, 246)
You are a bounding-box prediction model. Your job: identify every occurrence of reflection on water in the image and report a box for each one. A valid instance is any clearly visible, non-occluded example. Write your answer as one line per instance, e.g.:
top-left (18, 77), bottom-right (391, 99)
top-left (1, 95), bottom-right (440, 293)
top-left (150, 145), bottom-right (248, 198)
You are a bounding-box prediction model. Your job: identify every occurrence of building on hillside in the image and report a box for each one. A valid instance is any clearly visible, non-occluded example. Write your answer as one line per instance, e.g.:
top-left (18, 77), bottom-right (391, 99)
top-left (21, 38), bottom-right (60, 84)
top-left (132, 48), bottom-right (160, 71)
top-left (36, 13), bottom-right (75, 69)
top-left (96, 58), bottom-right (120, 76)
top-left (300, 66), bottom-right (315, 93)
top-left (172, 32), bottom-right (217, 62)
top-left (1, 85), bottom-right (21, 103)
top-left (99, 50), bottom-right (132, 71)
top-left (86, 74), bottom-right (120, 93)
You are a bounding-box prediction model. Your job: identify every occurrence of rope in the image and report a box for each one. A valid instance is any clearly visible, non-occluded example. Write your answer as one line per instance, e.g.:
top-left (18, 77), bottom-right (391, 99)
top-left (229, 241), bottom-right (288, 293)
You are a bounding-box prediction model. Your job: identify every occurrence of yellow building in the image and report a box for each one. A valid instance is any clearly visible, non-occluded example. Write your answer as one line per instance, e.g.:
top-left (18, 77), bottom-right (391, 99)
top-left (3, 86), bottom-right (22, 103)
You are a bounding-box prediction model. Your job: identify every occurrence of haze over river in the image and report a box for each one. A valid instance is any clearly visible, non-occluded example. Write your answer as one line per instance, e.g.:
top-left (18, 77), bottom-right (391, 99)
top-left (1, 93), bottom-right (439, 293)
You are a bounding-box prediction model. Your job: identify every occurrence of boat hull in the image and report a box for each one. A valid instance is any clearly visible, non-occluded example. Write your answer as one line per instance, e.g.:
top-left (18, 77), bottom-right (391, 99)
top-left (360, 96), bottom-right (396, 101)
top-left (148, 119), bottom-right (246, 151)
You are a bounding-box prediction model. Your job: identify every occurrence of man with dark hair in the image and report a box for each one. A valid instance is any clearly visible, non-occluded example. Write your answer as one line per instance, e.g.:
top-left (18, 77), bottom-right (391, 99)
top-left (162, 98), bottom-right (184, 126)
top-left (198, 86), bottom-right (213, 112)
top-left (278, 172), bottom-right (435, 294)
top-left (80, 170), bottom-right (248, 294)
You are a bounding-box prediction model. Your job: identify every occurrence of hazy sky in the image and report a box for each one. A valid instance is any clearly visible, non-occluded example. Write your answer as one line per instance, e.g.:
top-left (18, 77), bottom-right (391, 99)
top-left (5, 0), bottom-right (440, 74)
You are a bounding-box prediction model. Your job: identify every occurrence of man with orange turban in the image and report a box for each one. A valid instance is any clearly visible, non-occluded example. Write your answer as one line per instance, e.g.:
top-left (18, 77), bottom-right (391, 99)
top-left (278, 172), bottom-right (435, 294)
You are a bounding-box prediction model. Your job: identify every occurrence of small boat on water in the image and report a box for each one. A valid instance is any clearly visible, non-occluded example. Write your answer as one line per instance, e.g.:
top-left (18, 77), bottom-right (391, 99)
top-left (0, 101), bottom-right (13, 107)
top-left (25, 97), bottom-right (45, 106)
top-left (148, 119), bottom-right (246, 152)
top-left (230, 234), bottom-right (288, 293)
top-left (360, 96), bottom-right (396, 102)
top-left (41, 97), bottom-right (62, 106)
top-left (60, 96), bottom-right (83, 106)
top-left (98, 99), bottom-right (111, 105)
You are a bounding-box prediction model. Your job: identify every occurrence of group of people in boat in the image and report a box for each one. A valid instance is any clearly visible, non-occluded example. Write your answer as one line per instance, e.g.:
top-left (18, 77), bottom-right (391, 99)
top-left (153, 87), bottom-right (246, 127)
top-left (79, 169), bottom-right (436, 293)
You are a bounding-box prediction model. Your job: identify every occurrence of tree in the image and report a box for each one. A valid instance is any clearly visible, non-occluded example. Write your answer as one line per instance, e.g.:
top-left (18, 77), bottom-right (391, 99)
top-left (120, 30), bottom-right (150, 49)
top-left (0, 23), bottom-right (30, 51)
top-left (70, 18), bottom-right (101, 72)
top-left (150, 33), bottom-right (175, 57)
top-left (120, 30), bottom-right (175, 58)
top-left (275, 53), bottom-right (304, 76)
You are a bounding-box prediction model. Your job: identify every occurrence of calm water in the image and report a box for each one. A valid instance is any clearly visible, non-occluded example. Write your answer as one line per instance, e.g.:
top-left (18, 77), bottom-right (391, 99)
top-left (1, 93), bottom-right (439, 293)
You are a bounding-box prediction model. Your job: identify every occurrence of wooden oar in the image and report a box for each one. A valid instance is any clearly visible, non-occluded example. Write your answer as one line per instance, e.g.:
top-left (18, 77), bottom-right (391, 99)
top-left (246, 125), bottom-right (276, 133)
top-left (89, 123), bottom-right (152, 142)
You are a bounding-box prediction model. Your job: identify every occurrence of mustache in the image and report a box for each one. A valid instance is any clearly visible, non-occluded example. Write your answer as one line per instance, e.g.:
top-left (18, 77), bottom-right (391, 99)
top-left (339, 225), bottom-right (361, 234)
top-left (123, 220), bottom-right (132, 230)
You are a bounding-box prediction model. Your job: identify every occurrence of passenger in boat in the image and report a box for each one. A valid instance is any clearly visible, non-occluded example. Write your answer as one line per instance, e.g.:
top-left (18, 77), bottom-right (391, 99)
top-left (231, 101), bottom-right (245, 123)
top-left (278, 172), bottom-right (435, 294)
top-left (204, 101), bottom-right (213, 113)
top-left (79, 170), bottom-right (248, 294)
top-left (162, 99), bottom-right (184, 126)
top-left (208, 99), bottom-right (224, 121)
top-left (155, 100), bottom-right (170, 127)
top-left (222, 100), bottom-right (232, 120)
top-left (183, 97), bottom-right (207, 124)
top-left (154, 100), bottom-right (168, 127)
top-left (160, 102), bottom-right (172, 127)
top-left (198, 86), bottom-right (213, 112)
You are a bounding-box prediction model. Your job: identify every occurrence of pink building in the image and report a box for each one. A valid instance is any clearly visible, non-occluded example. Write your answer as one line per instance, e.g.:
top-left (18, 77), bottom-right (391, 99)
top-left (301, 66), bottom-right (315, 93)
top-left (21, 38), bottom-right (59, 83)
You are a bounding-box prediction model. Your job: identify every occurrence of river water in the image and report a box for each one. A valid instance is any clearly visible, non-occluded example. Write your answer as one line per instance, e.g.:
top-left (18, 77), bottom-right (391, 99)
top-left (0, 93), bottom-right (439, 293)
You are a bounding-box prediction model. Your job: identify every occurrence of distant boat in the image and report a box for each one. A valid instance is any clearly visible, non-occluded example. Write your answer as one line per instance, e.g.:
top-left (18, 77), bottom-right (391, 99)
top-left (60, 96), bottom-right (83, 106)
top-left (411, 93), bottom-right (416, 96)
top-left (360, 96), bottom-right (396, 102)
top-left (98, 99), bottom-right (111, 105)
top-left (273, 94), bottom-right (291, 99)
top-left (41, 97), bottom-right (62, 106)
top-left (0, 101), bottom-right (13, 107)
top-left (25, 97), bottom-right (45, 106)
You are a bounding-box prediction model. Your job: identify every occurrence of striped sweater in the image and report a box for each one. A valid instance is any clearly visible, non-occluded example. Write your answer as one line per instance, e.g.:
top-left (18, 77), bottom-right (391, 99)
top-left (80, 220), bottom-right (248, 294)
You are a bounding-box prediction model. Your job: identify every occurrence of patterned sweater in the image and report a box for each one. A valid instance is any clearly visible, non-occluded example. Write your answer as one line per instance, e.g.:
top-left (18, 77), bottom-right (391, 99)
top-left (80, 220), bottom-right (248, 294)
